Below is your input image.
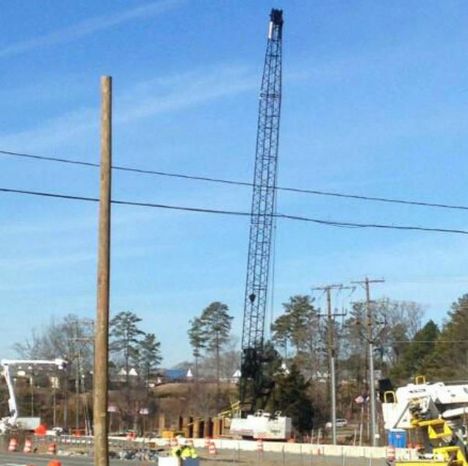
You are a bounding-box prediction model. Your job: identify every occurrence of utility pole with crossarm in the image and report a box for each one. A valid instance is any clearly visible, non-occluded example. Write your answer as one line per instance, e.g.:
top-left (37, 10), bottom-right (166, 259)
top-left (352, 277), bottom-right (385, 447)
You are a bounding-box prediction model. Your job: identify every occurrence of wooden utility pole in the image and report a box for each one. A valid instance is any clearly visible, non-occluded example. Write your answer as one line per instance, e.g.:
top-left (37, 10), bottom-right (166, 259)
top-left (94, 75), bottom-right (112, 466)
top-left (313, 284), bottom-right (349, 445)
top-left (352, 277), bottom-right (384, 447)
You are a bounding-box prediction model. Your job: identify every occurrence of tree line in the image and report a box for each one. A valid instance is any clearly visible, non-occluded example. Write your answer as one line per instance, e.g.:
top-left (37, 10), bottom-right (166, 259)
top-left (14, 311), bottom-right (162, 386)
top-left (9, 292), bottom-right (468, 437)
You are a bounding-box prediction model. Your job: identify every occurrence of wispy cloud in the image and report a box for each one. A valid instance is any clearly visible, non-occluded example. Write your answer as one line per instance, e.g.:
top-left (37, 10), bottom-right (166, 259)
top-left (116, 65), bottom-right (257, 124)
top-left (0, 64), bottom-right (257, 151)
top-left (0, 0), bottom-right (183, 59)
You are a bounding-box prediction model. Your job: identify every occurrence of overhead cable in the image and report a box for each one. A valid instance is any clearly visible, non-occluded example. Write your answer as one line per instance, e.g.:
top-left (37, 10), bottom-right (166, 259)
top-left (1, 186), bottom-right (468, 235)
top-left (1, 149), bottom-right (467, 211)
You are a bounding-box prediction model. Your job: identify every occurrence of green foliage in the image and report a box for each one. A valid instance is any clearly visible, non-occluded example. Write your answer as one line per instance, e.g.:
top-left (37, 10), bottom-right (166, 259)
top-left (199, 302), bottom-right (233, 353)
top-left (271, 295), bottom-right (323, 378)
top-left (272, 364), bottom-right (314, 434)
top-left (110, 311), bottom-right (145, 381)
top-left (243, 341), bottom-right (283, 411)
top-left (188, 317), bottom-right (206, 359)
top-left (137, 333), bottom-right (162, 382)
top-left (427, 295), bottom-right (468, 380)
top-left (390, 320), bottom-right (439, 382)
top-left (188, 302), bottom-right (233, 409)
top-left (272, 295), bottom-right (319, 352)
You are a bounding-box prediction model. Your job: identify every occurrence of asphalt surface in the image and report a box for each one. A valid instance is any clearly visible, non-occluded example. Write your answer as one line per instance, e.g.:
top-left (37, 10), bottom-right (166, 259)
top-left (0, 450), bottom-right (388, 466)
top-left (0, 452), bottom-right (138, 466)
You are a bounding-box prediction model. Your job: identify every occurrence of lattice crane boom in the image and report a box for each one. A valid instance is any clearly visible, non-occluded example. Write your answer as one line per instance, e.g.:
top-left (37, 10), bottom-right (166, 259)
top-left (240, 8), bottom-right (283, 409)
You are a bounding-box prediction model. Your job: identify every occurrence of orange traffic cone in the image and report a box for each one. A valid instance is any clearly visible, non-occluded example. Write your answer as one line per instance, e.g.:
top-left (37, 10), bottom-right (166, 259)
top-left (8, 437), bottom-right (18, 452)
top-left (47, 443), bottom-right (57, 455)
top-left (23, 438), bottom-right (33, 453)
top-left (48, 460), bottom-right (62, 466)
top-left (208, 441), bottom-right (217, 455)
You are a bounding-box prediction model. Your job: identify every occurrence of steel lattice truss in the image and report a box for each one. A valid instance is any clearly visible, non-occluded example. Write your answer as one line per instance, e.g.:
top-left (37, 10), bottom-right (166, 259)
top-left (241, 9), bottom-right (283, 398)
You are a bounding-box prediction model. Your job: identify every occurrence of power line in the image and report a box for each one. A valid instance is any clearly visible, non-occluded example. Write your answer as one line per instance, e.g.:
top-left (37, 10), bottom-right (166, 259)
top-left (2, 186), bottom-right (468, 235)
top-left (384, 340), bottom-right (468, 344)
top-left (0, 149), bottom-right (100, 169)
top-left (1, 148), bottom-right (468, 212)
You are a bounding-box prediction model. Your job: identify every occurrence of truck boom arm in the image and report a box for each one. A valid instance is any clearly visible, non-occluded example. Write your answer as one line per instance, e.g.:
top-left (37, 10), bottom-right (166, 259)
top-left (0, 358), bottom-right (67, 432)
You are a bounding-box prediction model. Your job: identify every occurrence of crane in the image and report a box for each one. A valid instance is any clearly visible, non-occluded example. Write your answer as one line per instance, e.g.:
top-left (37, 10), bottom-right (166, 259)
top-left (240, 8), bottom-right (283, 411)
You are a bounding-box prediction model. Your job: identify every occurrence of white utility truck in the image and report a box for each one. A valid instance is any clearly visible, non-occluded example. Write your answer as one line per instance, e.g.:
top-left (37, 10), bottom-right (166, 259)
top-left (0, 358), bottom-right (67, 433)
top-left (381, 377), bottom-right (468, 431)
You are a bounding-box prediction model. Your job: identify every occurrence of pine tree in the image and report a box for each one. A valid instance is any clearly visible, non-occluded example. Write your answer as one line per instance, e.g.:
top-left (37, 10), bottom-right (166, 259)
top-left (188, 317), bottom-right (206, 379)
top-left (110, 311), bottom-right (145, 385)
top-left (271, 295), bottom-right (322, 378)
top-left (138, 333), bottom-right (162, 386)
top-left (390, 320), bottom-right (439, 382)
top-left (199, 302), bottom-right (233, 409)
top-left (272, 363), bottom-right (314, 435)
top-left (430, 295), bottom-right (468, 379)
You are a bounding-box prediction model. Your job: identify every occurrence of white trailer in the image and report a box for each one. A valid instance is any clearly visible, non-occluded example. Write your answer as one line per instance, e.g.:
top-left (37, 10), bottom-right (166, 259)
top-left (229, 411), bottom-right (292, 440)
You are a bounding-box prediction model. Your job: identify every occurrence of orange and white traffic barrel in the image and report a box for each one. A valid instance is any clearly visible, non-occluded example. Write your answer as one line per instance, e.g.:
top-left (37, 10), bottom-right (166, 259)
top-left (47, 442), bottom-right (57, 455)
top-left (23, 438), bottom-right (33, 453)
top-left (8, 437), bottom-right (18, 452)
top-left (208, 441), bottom-right (217, 455)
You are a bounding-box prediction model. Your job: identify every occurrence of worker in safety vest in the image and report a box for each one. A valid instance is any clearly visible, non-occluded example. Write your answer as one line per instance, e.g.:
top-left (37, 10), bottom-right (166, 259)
top-left (180, 445), bottom-right (198, 459)
top-left (171, 437), bottom-right (198, 459)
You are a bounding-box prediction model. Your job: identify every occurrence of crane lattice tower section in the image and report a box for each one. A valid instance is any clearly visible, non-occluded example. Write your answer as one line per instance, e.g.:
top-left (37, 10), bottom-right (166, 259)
top-left (241, 8), bottom-right (283, 408)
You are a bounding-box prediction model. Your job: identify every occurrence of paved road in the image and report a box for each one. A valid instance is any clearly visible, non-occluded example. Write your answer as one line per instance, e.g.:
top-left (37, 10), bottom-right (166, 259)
top-left (0, 452), bottom-right (142, 466)
top-left (0, 450), bottom-right (388, 466)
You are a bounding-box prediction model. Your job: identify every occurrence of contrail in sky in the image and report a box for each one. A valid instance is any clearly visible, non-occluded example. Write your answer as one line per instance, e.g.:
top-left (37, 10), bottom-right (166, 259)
top-left (0, 0), bottom-right (184, 58)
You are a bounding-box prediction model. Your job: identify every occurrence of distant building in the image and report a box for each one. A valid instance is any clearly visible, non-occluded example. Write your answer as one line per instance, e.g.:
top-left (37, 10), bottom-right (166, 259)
top-left (231, 369), bottom-right (241, 383)
top-left (160, 369), bottom-right (187, 383)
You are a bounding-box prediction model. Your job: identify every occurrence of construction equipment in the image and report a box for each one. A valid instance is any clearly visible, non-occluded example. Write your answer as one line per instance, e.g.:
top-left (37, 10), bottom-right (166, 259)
top-left (382, 376), bottom-right (468, 431)
top-left (240, 7), bottom-right (284, 412)
top-left (382, 376), bottom-right (468, 465)
top-left (0, 358), bottom-right (67, 433)
top-left (391, 411), bottom-right (468, 466)
top-left (229, 410), bottom-right (292, 440)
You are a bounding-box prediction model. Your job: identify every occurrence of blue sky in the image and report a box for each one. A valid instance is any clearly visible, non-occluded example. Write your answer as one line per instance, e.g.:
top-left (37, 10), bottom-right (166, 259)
top-left (1, 0), bottom-right (468, 366)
